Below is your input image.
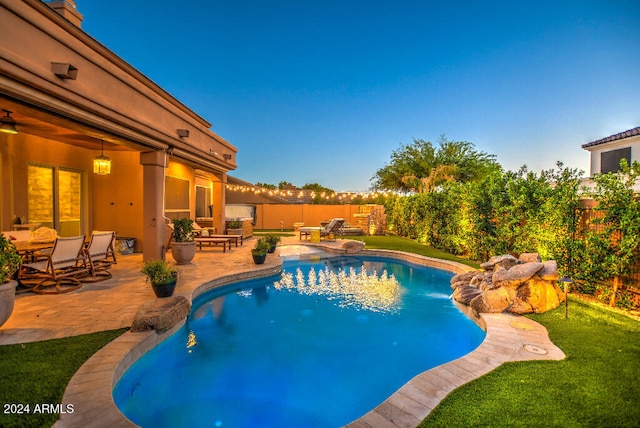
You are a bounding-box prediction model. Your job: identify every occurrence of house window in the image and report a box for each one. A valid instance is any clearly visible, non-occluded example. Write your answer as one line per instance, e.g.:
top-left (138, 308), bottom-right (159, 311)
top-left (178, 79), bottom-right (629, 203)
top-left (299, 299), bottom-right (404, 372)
top-left (164, 176), bottom-right (190, 220)
top-left (195, 185), bottom-right (212, 218)
top-left (601, 147), bottom-right (631, 174)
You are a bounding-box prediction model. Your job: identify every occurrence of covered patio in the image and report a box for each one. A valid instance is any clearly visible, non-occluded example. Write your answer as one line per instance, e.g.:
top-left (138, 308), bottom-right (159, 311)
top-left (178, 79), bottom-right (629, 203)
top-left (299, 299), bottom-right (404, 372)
top-left (1, 0), bottom-right (236, 262)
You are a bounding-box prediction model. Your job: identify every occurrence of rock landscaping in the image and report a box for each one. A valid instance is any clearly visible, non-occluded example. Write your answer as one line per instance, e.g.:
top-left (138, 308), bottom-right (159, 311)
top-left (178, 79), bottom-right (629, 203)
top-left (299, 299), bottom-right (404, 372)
top-left (451, 253), bottom-right (565, 314)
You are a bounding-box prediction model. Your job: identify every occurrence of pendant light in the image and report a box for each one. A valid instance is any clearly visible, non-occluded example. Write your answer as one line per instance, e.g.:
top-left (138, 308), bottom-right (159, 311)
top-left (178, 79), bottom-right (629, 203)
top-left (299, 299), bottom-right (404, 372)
top-left (0, 109), bottom-right (18, 135)
top-left (93, 140), bottom-right (111, 175)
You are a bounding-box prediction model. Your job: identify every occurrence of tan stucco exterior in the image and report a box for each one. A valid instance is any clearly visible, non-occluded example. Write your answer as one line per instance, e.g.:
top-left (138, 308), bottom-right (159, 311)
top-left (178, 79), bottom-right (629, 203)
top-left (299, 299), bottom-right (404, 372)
top-left (0, 0), bottom-right (237, 260)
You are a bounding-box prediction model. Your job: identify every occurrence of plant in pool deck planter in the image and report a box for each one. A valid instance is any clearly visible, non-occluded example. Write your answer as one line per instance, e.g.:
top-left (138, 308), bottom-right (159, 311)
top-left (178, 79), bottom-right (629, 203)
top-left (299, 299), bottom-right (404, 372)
top-left (171, 218), bottom-right (196, 265)
top-left (0, 233), bottom-right (23, 327)
top-left (172, 218), bottom-right (195, 242)
top-left (141, 260), bottom-right (178, 298)
top-left (251, 237), bottom-right (270, 264)
top-left (226, 219), bottom-right (243, 235)
top-left (265, 234), bottom-right (281, 253)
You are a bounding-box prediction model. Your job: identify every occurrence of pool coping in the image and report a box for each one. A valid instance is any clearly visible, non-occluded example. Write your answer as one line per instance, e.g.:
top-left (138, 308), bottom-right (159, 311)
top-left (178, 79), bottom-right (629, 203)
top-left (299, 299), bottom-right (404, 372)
top-left (54, 247), bottom-right (566, 428)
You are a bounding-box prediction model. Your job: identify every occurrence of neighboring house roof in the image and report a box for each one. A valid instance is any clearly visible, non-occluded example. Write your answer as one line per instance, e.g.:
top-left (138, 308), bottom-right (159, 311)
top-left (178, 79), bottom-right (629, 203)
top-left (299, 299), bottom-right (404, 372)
top-left (582, 126), bottom-right (640, 149)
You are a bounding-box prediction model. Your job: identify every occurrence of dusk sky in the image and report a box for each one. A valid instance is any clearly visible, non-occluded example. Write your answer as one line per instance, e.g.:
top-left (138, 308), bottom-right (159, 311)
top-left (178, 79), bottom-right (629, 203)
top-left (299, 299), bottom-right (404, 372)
top-left (78, 1), bottom-right (640, 191)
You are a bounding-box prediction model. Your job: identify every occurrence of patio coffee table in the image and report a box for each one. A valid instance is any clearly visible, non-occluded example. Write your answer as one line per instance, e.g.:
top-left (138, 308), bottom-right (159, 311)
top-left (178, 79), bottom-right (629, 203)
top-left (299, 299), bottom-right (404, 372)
top-left (195, 237), bottom-right (232, 252)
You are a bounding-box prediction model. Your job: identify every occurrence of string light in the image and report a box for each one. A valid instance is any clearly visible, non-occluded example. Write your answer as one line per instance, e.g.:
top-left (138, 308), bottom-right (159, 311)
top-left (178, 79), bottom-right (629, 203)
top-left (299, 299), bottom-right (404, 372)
top-left (225, 183), bottom-right (398, 201)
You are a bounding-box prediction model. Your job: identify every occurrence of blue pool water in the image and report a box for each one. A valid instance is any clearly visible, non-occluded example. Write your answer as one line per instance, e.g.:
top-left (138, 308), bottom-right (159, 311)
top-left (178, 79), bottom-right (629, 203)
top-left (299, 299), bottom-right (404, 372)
top-left (113, 255), bottom-right (485, 427)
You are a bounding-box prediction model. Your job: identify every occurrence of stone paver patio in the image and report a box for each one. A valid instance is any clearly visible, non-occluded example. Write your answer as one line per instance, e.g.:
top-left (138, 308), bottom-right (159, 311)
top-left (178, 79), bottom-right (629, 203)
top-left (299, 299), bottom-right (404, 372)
top-left (0, 236), bottom-right (565, 427)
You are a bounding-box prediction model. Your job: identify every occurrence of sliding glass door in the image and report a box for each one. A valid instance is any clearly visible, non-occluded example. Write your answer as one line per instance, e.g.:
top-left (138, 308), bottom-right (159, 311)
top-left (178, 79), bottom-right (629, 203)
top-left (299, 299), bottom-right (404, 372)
top-left (27, 164), bottom-right (83, 236)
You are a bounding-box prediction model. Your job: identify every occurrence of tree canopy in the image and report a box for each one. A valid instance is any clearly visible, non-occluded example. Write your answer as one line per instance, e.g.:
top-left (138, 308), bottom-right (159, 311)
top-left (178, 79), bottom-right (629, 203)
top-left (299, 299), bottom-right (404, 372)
top-left (371, 136), bottom-right (501, 192)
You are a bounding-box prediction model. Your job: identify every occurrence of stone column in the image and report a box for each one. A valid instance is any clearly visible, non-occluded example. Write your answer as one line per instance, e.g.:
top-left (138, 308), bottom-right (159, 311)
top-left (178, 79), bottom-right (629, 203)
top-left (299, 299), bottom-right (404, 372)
top-left (140, 151), bottom-right (167, 262)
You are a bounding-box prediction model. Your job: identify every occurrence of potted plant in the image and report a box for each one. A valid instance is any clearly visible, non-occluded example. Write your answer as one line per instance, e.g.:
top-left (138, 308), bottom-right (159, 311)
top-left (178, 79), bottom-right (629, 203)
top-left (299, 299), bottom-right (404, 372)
top-left (141, 260), bottom-right (178, 298)
top-left (0, 233), bottom-right (22, 327)
top-left (226, 219), bottom-right (243, 236)
top-left (265, 234), bottom-right (281, 253)
top-left (171, 218), bottom-right (196, 265)
top-left (251, 237), bottom-right (270, 264)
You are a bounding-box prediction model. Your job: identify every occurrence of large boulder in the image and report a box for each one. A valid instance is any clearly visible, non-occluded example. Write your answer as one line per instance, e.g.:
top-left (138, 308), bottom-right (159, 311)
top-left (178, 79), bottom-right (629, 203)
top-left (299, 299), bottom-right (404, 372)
top-left (517, 279), bottom-right (561, 314)
top-left (480, 254), bottom-right (518, 271)
top-left (450, 271), bottom-right (478, 286)
top-left (453, 285), bottom-right (483, 305)
top-left (508, 297), bottom-right (534, 314)
top-left (470, 271), bottom-right (492, 287)
top-left (131, 295), bottom-right (191, 332)
top-left (469, 287), bottom-right (510, 314)
top-left (519, 252), bottom-right (542, 263)
top-left (477, 276), bottom-right (497, 291)
top-left (537, 260), bottom-right (560, 281)
top-left (492, 262), bottom-right (544, 288)
top-left (342, 240), bottom-right (365, 254)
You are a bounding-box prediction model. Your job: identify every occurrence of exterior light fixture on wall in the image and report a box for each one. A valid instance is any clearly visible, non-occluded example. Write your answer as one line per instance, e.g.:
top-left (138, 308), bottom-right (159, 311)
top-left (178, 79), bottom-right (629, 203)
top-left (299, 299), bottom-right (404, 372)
top-left (223, 154), bottom-right (232, 160)
top-left (0, 110), bottom-right (18, 134)
top-left (177, 129), bottom-right (189, 138)
top-left (51, 62), bottom-right (78, 79)
top-left (209, 149), bottom-right (219, 157)
top-left (93, 140), bottom-right (111, 175)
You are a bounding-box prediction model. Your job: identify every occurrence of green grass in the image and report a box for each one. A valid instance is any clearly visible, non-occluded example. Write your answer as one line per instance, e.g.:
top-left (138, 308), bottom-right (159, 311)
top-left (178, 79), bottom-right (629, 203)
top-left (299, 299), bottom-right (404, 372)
top-left (346, 235), bottom-right (481, 268)
top-left (420, 298), bottom-right (640, 427)
top-left (0, 329), bottom-right (127, 428)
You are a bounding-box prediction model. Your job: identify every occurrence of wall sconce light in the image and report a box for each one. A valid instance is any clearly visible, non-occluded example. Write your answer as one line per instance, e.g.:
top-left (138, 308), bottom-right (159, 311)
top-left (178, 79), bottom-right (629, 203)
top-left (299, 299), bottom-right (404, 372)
top-left (0, 109), bottom-right (18, 134)
top-left (93, 140), bottom-right (111, 175)
top-left (51, 62), bottom-right (78, 79)
top-left (177, 129), bottom-right (189, 138)
top-left (223, 154), bottom-right (232, 160)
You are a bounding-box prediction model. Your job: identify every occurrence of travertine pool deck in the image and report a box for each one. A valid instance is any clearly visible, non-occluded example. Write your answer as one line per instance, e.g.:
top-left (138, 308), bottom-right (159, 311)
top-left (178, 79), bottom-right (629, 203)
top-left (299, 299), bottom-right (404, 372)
top-left (0, 236), bottom-right (565, 427)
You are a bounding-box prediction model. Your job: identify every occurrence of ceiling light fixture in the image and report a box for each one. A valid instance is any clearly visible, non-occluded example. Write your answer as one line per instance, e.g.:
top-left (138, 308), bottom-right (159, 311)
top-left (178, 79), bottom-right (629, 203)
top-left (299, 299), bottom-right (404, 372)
top-left (93, 140), bottom-right (112, 175)
top-left (0, 109), bottom-right (18, 135)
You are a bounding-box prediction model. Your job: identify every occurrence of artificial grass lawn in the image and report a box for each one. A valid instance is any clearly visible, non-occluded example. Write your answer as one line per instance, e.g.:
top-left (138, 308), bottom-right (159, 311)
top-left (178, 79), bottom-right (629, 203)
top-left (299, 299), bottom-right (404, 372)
top-left (347, 235), bottom-right (480, 268)
top-left (420, 298), bottom-right (640, 427)
top-left (0, 329), bottom-right (127, 428)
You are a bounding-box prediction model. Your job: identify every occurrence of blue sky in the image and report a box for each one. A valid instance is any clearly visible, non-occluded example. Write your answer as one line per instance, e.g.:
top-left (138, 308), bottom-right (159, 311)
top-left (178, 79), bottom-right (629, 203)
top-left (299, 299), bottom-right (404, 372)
top-left (78, 1), bottom-right (640, 191)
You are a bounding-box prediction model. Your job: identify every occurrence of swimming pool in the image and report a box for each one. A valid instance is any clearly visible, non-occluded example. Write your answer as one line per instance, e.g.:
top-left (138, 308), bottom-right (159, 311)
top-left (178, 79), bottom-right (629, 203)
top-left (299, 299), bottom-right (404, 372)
top-left (113, 255), bottom-right (485, 427)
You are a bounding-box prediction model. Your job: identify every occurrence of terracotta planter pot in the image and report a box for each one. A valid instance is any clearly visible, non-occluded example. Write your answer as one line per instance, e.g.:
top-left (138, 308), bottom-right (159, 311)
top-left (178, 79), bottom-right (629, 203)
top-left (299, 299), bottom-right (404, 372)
top-left (0, 280), bottom-right (18, 328)
top-left (171, 241), bottom-right (196, 265)
top-left (151, 275), bottom-right (177, 298)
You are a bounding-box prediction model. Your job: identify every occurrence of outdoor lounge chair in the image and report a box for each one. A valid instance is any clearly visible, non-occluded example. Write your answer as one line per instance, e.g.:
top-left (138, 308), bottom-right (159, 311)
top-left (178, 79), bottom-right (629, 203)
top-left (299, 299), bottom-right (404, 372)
top-left (19, 235), bottom-right (88, 294)
top-left (299, 218), bottom-right (345, 241)
top-left (81, 231), bottom-right (116, 282)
